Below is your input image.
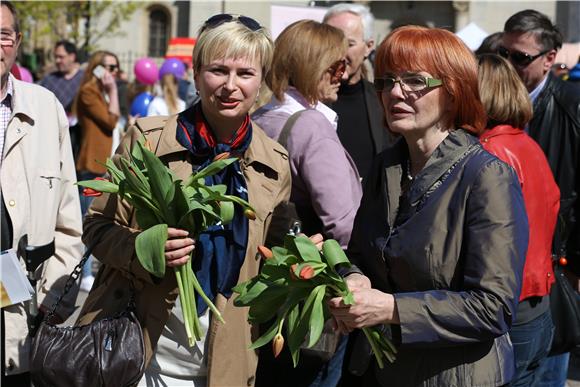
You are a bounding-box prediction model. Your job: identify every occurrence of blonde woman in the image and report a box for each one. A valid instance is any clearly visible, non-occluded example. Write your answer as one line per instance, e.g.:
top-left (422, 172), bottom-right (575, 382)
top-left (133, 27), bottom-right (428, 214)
top-left (251, 20), bottom-right (358, 387)
top-left (76, 14), bottom-right (291, 387)
top-left (147, 73), bottom-right (186, 116)
top-left (478, 54), bottom-right (560, 386)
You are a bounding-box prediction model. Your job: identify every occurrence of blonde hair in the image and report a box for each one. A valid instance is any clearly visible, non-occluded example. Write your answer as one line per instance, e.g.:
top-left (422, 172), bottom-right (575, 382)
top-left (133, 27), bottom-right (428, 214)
top-left (193, 20), bottom-right (273, 78)
top-left (477, 54), bottom-right (532, 129)
top-left (268, 20), bottom-right (347, 104)
top-left (160, 73), bottom-right (179, 115)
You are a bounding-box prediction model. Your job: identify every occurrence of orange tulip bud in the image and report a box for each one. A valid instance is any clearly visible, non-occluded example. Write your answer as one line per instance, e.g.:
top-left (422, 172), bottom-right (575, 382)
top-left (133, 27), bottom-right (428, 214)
top-left (272, 333), bottom-right (284, 358)
top-left (257, 245), bottom-right (273, 260)
top-left (244, 208), bottom-right (256, 220)
top-left (143, 139), bottom-right (153, 151)
top-left (213, 152), bottom-right (231, 161)
top-left (81, 177), bottom-right (108, 197)
top-left (82, 188), bottom-right (102, 197)
top-left (299, 265), bottom-right (314, 280)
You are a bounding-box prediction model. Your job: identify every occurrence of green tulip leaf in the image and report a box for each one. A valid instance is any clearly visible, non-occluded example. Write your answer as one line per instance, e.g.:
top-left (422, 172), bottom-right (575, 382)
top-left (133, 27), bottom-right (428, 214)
top-left (135, 223), bottom-right (168, 278)
top-left (248, 316), bottom-right (281, 350)
top-left (307, 285), bottom-right (327, 347)
top-left (293, 235), bottom-right (321, 262)
top-left (76, 179), bottom-right (119, 194)
top-left (135, 208), bottom-right (160, 230)
top-left (191, 158), bottom-right (238, 182)
top-left (140, 142), bottom-right (173, 207)
top-left (104, 159), bottom-right (125, 184)
top-left (322, 239), bottom-right (351, 269)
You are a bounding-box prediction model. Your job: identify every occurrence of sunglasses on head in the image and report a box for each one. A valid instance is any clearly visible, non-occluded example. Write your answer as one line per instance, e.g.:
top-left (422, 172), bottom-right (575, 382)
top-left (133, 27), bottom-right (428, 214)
top-left (328, 59), bottom-right (347, 83)
top-left (498, 46), bottom-right (550, 67)
top-left (201, 14), bottom-right (262, 33)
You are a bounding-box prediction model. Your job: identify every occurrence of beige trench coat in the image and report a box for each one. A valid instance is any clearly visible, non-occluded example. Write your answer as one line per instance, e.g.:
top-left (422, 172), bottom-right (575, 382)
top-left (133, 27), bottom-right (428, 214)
top-left (76, 114), bottom-right (291, 387)
top-left (1, 75), bottom-right (83, 375)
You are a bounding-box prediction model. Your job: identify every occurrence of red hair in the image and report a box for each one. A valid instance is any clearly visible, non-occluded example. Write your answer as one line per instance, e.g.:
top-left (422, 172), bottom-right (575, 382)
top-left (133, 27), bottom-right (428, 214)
top-left (375, 26), bottom-right (486, 135)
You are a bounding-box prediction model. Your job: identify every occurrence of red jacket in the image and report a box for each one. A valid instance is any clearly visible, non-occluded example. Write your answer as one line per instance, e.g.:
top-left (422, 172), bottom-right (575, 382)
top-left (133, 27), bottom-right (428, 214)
top-left (481, 125), bottom-right (559, 301)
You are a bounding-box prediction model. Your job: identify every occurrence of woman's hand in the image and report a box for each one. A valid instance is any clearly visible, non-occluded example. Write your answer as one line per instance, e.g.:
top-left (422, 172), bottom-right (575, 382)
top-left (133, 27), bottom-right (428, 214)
top-left (328, 288), bottom-right (400, 333)
top-left (101, 71), bottom-right (117, 94)
top-left (164, 227), bottom-right (195, 268)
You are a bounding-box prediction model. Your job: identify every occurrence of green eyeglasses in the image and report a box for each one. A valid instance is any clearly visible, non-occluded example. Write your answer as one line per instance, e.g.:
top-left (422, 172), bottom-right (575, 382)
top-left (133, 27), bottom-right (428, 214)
top-left (374, 75), bottom-right (443, 92)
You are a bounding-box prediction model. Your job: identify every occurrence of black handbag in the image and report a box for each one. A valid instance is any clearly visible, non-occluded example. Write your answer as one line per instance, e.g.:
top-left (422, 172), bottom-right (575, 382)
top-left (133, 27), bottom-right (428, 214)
top-left (549, 261), bottom-right (580, 355)
top-left (29, 245), bottom-right (146, 387)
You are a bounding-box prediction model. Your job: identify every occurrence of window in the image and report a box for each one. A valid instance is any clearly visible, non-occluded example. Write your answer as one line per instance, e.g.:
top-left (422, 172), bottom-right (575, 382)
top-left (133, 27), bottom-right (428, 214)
top-left (148, 8), bottom-right (169, 57)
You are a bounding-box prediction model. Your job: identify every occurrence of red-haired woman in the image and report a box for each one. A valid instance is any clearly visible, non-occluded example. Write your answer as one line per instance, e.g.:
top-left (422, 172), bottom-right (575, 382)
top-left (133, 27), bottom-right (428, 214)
top-left (329, 26), bottom-right (529, 386)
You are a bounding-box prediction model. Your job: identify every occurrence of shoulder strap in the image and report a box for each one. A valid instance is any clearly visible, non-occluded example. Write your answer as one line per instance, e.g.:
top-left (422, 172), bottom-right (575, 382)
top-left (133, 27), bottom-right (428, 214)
top-left (278, 110), bottom-right (306, 148)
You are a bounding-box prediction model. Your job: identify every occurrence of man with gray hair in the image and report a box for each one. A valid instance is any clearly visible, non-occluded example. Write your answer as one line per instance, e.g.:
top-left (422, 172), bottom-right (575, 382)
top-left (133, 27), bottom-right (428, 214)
top-left (324, 3), bottom-right (389, 183)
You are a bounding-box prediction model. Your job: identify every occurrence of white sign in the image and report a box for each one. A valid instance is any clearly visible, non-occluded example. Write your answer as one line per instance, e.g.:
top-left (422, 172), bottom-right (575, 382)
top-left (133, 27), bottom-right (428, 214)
top-left (1, 249), bottom-right (34, 308)
top-left (270, 4), bottom-right (329, 40)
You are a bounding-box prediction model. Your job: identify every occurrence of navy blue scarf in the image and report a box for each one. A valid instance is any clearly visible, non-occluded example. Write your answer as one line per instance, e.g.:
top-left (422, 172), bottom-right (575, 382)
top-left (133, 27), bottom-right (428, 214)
top-left (175, 103), bottom-right (252, 315)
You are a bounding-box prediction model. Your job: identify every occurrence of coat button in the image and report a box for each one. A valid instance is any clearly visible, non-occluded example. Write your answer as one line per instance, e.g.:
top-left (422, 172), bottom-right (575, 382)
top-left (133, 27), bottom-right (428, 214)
top-left (8, 200), bottom-right (15, 207)
top-left (547, 272), bottom-right (551, 277)
top-left (7, 359), bottom-right (15, 371)
top-left (247, 375), bottom-right (255, 386)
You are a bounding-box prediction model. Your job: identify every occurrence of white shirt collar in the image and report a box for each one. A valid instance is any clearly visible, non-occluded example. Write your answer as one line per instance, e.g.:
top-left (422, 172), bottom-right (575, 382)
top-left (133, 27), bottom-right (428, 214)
top-left (265, 87), bottom-right (338, 130)
top-left (529, 73), bottom-right (549, 104)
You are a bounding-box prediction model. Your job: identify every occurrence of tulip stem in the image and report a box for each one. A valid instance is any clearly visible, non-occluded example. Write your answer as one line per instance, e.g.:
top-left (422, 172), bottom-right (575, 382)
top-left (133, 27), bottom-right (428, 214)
top-left (362, 327), bottom-right (385, 369)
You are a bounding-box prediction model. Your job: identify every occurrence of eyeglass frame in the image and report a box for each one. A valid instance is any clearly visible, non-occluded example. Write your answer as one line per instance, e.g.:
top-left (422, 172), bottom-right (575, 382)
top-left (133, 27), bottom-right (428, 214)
top-left (0, 29), bottom-right (20, 47)
top-left (498, 46), bottom-right (551, 67)
top-left (374, 75), bottom-right (443, 93)
top-left (200, 14), bottom-right (262, 34)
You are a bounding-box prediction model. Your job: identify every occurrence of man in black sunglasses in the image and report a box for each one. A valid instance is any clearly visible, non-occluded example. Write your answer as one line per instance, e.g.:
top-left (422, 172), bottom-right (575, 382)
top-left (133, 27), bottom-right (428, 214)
top-left (503, 9), bottom-right (580, 387)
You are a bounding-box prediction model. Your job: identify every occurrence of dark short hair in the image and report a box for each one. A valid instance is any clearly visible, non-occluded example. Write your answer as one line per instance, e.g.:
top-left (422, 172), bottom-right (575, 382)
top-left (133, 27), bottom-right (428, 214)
top-left (504, 9), bottom-right (563, 51)
top-left (55, 40), bottom-right (78, 57)
top-left (1, 1), bottom-right (20, 35)
top-left (475, 32), bottom-right (503, 56)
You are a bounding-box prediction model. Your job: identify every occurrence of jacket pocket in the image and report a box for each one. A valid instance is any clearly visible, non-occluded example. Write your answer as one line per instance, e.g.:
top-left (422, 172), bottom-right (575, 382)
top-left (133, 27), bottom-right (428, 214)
top-left (34, 169), bottom-right (62, 229)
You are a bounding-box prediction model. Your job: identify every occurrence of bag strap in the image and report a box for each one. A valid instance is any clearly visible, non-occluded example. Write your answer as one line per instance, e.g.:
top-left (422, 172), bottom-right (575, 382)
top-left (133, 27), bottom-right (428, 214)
top-left (44, 238), bottom-right (136, 323)
top-left (44, 245), bottom-right (93, 322)
top-left (277, 110), bottom-right (307, 149)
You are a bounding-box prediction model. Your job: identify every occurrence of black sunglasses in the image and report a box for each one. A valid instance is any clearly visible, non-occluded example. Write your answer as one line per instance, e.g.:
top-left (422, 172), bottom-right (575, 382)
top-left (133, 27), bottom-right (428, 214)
top-left (104, 64), bottom-right (119, 72)
top-left (498, 46), bottom-right (550, 67)
top-left (201, 14), bottom-right (262, 33)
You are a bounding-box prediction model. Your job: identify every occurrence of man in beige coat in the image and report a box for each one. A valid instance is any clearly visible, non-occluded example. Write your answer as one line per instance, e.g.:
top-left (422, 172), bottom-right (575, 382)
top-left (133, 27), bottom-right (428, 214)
top-left (1, 2), bottom-right (83, 384)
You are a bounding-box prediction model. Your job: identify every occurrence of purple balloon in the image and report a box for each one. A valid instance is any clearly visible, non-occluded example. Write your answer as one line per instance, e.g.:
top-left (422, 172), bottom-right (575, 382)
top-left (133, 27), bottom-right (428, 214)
top-left (134, 58), bottom-right (158, 85)
top-left (159, 58), bottom-right (186, 79)
top-left (18, 66), bottom-right (33, 83)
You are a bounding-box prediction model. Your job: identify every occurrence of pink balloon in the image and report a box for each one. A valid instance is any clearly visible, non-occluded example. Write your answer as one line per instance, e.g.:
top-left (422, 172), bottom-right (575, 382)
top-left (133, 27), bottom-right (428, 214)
top-left (18, 66), bottom-right (33, 83)
top-left (134, 58), bottom-right (158, 85)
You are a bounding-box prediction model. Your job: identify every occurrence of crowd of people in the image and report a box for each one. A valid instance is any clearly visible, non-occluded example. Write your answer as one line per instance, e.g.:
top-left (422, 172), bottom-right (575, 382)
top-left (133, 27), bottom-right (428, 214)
top-left (1, 1), bottom-right (579, 386)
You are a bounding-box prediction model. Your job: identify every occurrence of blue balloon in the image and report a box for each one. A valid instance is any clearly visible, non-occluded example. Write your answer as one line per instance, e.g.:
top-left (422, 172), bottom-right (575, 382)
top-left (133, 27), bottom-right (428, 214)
top-left (130, 92), bottom-right (153, 117)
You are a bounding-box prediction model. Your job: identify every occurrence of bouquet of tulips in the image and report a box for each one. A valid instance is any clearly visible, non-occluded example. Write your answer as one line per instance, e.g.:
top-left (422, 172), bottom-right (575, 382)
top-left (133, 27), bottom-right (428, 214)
top-left (233, 235), bottom-right (397, 368)
top-left (78, 139), bottom-right (255, 346)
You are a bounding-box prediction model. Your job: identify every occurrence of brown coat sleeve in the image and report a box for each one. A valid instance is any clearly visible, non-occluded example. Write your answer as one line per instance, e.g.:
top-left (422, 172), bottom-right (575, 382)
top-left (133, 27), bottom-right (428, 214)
top-left (82, 125), bottom-right (157, 284)
top-left (78, 81), bottom-right (118, 134)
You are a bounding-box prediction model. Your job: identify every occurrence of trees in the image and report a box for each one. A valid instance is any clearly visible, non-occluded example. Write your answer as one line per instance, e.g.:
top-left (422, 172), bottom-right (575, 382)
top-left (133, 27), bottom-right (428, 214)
top-left (13, 1), bottom-right (141, 55)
